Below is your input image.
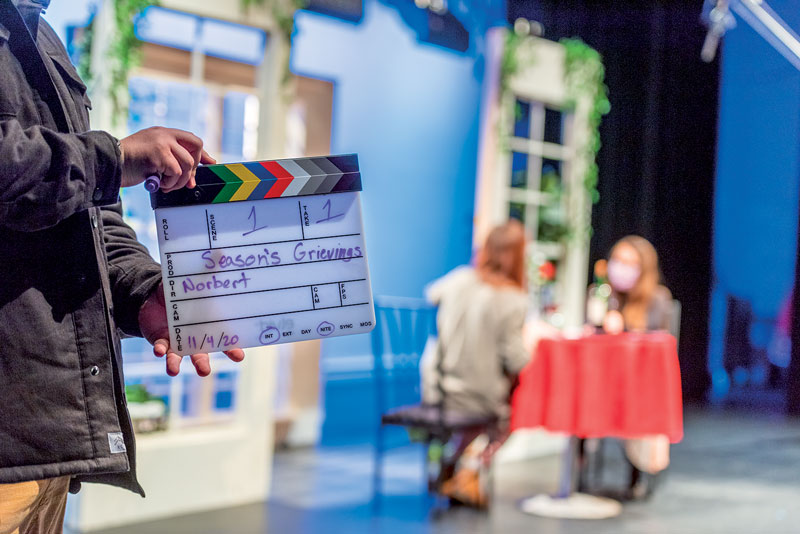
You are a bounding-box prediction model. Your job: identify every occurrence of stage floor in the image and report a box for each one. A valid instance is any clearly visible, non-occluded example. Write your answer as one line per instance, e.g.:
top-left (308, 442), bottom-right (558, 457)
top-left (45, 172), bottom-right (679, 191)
top-left (86, 408), bottom-right (800, 534)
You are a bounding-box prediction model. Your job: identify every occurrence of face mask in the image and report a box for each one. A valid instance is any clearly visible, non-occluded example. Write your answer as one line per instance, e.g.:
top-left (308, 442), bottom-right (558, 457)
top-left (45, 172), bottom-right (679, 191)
top-left (607, 260), bottom-right (641, 293)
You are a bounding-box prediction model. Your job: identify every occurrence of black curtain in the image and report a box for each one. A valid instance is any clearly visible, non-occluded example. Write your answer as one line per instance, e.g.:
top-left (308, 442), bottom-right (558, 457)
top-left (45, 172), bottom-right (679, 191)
top-left (508, 0), bottom-right (720, 401)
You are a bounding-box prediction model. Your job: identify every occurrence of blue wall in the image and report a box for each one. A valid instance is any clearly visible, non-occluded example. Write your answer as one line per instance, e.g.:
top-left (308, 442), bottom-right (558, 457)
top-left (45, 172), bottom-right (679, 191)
top-left (292, 0), bottom-right (494, 302)
top-left (709, 0), bottom-right (800, 398)
top-left (291, 0), bottom-right (502, 442)
top-left (291, 2), bottom-right (495, 358)
top-left (46, 0), bottom-right (505, 442)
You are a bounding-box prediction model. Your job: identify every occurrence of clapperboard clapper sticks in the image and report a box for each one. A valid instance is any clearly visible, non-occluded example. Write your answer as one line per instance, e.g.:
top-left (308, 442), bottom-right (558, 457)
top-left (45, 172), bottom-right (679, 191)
top-left (150, 154), bottom-right (375, 356)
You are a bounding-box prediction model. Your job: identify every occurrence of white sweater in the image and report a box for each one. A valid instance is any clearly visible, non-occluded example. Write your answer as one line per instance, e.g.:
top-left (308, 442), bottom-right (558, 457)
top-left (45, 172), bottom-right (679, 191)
top-left (420, 267), bottom-right (530, 419)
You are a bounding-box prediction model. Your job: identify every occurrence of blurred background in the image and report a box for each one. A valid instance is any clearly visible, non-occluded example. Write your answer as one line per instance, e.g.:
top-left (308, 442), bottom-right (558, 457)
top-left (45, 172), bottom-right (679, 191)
top-left (37, 0), bottom-right (800, 532)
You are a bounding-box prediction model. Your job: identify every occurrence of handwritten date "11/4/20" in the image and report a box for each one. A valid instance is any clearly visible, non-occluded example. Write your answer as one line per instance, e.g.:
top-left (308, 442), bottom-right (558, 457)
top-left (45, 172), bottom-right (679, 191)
top-left (186, 333), bottom-right (239, 351)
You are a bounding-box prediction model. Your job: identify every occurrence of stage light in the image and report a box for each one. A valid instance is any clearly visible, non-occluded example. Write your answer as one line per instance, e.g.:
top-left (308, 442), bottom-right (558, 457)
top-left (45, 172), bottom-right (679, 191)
top-left (702, 0), bottom-right (800, 72)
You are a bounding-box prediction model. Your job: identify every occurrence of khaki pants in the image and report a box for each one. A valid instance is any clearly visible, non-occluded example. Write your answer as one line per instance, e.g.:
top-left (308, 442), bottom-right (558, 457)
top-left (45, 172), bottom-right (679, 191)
top-left (0, 477), bottom-right (69, 534)
top-left (625, 435), bottom-right (671, 474)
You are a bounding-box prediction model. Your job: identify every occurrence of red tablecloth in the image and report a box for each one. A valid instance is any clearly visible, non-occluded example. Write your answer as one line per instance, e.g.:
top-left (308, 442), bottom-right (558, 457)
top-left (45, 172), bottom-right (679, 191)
top-left (511, 333), bottom-right (683, 443)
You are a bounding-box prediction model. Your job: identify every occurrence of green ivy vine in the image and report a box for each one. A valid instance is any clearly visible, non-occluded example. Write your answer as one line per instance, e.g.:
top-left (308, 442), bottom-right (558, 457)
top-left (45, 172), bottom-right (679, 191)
top-left (77, 1), bottom-right (307, 126)
top-left (76, 15), bottom-right (94, 85)
top-left (560, 37), bottom-right (610, 206)
top-left (498, 32), bottom-right (609, 242)
top-left (497, 29), bottom-right (533, 153)
top-left (500, 29), bottom-right (526, 96)
top-left (110, 0), bottom-right (157, 126)
top-left (77, 0), bottom-right (158, 126)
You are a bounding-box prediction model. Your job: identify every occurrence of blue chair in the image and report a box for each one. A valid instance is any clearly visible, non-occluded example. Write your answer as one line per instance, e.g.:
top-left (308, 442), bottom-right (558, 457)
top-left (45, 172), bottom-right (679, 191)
top-left (371, 296), bottom-right (498, 500)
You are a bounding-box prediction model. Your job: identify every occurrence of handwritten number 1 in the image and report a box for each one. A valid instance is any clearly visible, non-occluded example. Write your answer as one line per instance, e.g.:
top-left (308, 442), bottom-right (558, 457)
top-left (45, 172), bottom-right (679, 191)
top-left (243, 206), bottom-right (269, 236)
top-left (316, 200), bottom-right (345, 224)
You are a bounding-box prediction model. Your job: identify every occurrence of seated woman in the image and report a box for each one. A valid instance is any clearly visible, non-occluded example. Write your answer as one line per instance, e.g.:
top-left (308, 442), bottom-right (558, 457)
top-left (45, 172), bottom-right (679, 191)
top-left (588, 235), bottom-right (674, 500)
top-left (593, 235), bottom-right (673, 335)
top-left (420, 220), bottom-right (530, 506)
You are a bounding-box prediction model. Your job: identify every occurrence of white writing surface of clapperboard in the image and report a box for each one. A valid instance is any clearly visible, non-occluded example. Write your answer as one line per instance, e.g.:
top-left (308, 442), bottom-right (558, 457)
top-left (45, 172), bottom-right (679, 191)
top-left (150, 154), bottom-right (375, 356)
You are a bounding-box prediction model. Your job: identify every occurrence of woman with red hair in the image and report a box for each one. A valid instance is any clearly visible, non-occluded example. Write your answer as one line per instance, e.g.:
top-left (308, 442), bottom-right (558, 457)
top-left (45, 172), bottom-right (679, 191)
top-left (420, 220), bottom-right (531, 506)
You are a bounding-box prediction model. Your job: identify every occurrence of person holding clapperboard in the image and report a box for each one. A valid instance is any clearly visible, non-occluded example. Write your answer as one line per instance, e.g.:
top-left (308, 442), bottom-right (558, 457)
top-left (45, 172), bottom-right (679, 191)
top-left (0, 2), bottom-right (245, 532)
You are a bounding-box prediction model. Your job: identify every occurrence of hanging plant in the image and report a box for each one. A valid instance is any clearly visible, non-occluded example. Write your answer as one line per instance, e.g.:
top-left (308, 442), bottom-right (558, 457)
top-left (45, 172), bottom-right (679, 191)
top-left (498, 28), bottom-right (536, 152)
top-left (76, 0), bottom-right (158, 126)
top-left (109, 0), bottom-right (157, 126)
top-left (561, 37), bottom-right (610, 207)
top-left (500, 29), bottom-right (526, 95)
top-left (76, 13), bottom-right (95, 85)
top-left (498, 32), bottom-right (609, 242)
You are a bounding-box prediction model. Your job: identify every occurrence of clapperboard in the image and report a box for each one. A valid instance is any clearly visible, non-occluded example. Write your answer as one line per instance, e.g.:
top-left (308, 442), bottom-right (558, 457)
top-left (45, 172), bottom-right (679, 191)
top-left (150, 154), bottom-right (375, 356)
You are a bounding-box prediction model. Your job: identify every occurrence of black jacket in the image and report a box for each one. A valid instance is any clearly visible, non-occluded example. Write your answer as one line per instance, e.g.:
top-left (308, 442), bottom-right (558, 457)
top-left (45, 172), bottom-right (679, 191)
top-left (0, 5), bottom-right (161, 496)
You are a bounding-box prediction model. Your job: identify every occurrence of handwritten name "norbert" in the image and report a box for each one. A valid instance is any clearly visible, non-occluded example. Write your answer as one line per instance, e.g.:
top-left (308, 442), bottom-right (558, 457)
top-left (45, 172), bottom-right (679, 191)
top-left (182, 272), bottom-right (252, 293)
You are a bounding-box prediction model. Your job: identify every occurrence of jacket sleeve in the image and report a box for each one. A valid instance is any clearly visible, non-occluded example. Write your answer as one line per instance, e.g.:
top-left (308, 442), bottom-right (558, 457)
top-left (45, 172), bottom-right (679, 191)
top-left (101, 202), bottom-right (163, 338)
top-left (0, 117), bottom-right (122, 232)
top-left (425, 266), bottom-right (469, 305)
top-left (498, 295), bottom-right (530, 376)
top-left (649, 286), bottom-right (675, 331)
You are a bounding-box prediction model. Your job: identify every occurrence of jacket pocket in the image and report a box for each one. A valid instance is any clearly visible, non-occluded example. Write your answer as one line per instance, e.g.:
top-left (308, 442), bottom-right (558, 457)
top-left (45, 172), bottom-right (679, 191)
top-left (0, 297), bottom-right (95, 467)
top-left (0, 224), bottom-right (102, 469)
top-left (47, 51), bottom-right (93, 132)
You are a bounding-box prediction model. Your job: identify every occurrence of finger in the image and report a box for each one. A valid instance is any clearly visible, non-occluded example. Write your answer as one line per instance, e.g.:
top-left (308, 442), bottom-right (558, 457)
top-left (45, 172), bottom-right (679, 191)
top-left (159, 152), bottom-right (183, 191)
top-left (153, 339), bottom-right (169, 358)
top-left (190, 353), bottom-right (212, 377)
top-left (200, 150), bottom-right (216, 165)
top-left (166, 142), bottom-right (196, 191)
top-left (223, 348), bottom-right (245, 363)
top-left (170, 129), bottom-right (205, 177)
top-left (171, 129), bottom-right (203, 151)
top-left (166, 352), bottom-right (183, 377)
top-left (176, 138), bottom-right (203, 171)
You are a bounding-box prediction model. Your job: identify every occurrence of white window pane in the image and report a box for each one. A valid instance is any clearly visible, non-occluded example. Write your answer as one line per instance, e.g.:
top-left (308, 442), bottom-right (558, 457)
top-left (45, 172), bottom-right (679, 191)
top-left (514, 98), bottom-right (531, 139)
top-left (135, 6), bottom-right (198, 51)
top-left (124, 77), bottom-right (242, 422)
top-left (201, 19), bottom-right (266, 65)
top-left (128, 77), bottom-right (209, 139)
top-left (221, 92), bottom-right (247, 161)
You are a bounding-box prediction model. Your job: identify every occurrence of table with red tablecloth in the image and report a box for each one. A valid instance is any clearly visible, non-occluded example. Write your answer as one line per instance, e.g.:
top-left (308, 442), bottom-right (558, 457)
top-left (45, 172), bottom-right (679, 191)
top-left (511, 332), bottom-right (683, 443)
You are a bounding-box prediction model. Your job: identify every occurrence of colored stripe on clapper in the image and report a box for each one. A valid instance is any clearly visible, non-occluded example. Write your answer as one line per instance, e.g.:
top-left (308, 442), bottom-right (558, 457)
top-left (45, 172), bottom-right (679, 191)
top-left (243, 162), bottom-right (277, 199)
top-left (278, 159), bottom-right (311, 196)
top-left (226, 164), bottom-right (261, 201)
top-left (209, 165), bottom-right (242, 203)
top-left (261, 161), bottom-right (294, 198)
top-left (152, 154), bottom-right (362, 208)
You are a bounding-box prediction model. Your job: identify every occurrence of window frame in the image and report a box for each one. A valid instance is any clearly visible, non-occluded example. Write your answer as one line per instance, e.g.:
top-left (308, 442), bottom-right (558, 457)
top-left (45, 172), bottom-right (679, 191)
top-left (478, 33), bottom-right (594, 328)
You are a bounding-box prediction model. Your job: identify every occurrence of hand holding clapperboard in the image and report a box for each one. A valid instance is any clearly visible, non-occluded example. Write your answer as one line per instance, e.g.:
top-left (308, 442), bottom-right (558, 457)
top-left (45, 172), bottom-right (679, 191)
top-left (149, 154), bottom-right (375, 356)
